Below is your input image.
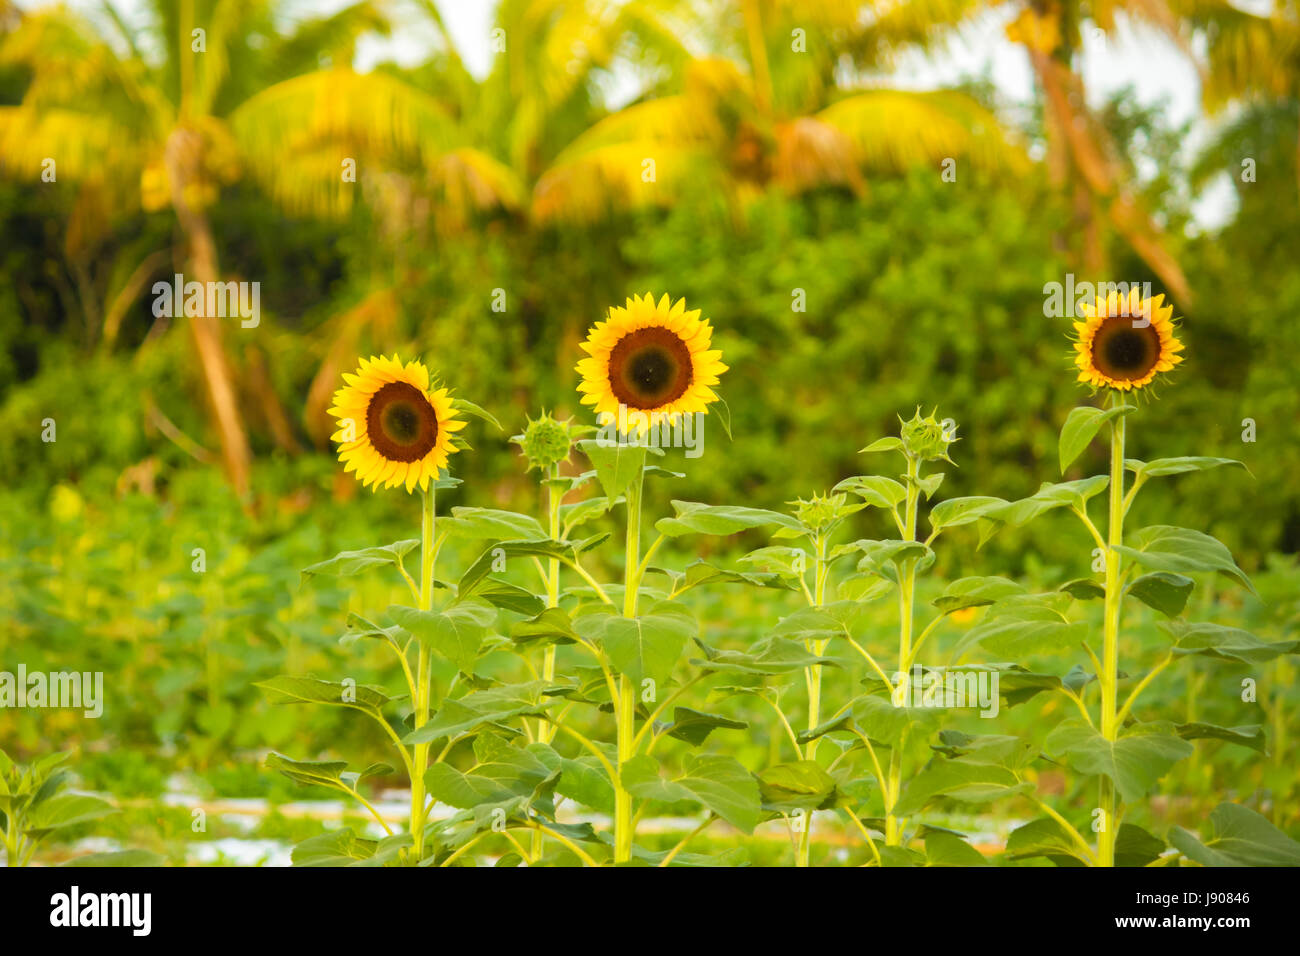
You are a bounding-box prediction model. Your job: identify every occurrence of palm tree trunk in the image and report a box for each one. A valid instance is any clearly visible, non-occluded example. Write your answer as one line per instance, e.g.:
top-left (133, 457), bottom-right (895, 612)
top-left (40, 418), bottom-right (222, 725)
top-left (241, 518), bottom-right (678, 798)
top-left (165, 128), bottom-right (253, 497)
top-left (1028, 47), bottom-right (1192, 305)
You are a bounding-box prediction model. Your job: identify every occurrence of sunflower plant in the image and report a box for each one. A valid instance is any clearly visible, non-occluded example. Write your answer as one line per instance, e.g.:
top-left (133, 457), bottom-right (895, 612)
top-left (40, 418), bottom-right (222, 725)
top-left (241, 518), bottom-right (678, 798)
top-left (409, 294), bottom-right (786, 865)
top-left (256, 354), bottom-right (540, 865)
top-left (718, 409), bottom-right (1045, 866)
top-left (955, 291), bottom-right (1298, 866)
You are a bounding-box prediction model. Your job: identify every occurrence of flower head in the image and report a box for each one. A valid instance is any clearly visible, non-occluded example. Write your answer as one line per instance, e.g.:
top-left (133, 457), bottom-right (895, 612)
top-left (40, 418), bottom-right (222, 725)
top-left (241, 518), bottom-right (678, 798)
top-left (328, 355), bottom-right (465, 492)
top-left (576, 293), bottom-right (726, 431)
top-left (1073, 289), bottom-right (1184, 392)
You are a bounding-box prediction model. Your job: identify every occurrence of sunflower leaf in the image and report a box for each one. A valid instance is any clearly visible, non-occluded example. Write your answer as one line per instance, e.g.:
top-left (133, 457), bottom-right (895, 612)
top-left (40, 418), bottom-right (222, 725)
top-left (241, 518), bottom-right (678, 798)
top-left (300, 539), bottom-right (419, 584)
top-left (1125, 457), bottom-right (1251, 480)
top-left (452, 398), bottom-right (502, 431)
top-left (1114, 526), bottom-right (1255, 595)
top-left (859, 437), bottom-right (904, 455)
top-left (1058, 405), bottom-right (1135, 473)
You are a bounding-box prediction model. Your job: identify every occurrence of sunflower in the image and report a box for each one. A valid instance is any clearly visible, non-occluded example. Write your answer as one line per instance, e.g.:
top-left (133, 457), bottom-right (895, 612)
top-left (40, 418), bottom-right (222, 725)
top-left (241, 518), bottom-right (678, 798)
top-left (328, 355), bottom-right (465, 492)
top-left (576, 293), bottom-right (727, 429)
top-left (1073, 288), bottom-right (1184, 391)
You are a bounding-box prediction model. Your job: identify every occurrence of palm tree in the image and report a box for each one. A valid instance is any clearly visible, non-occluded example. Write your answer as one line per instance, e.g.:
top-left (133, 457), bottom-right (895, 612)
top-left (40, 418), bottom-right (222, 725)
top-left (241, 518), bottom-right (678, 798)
top-left (531, 0), bottom-right (1026, 222)
top-left (1180, 0), bottom-right (1300, 189)
top-left (1001, 0), bottom-right (1195, 304)
top-left (0, 0), bottom-right (507, 495)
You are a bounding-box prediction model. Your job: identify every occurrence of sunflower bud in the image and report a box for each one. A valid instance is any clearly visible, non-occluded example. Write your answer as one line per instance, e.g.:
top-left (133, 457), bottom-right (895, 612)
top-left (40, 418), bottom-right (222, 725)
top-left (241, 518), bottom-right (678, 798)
top-left (792, 492), bottom-right (849, 532)
top-left (899, 408), bottom-right (956, 463)
top-left (513, 411), bottom-right (575, 472)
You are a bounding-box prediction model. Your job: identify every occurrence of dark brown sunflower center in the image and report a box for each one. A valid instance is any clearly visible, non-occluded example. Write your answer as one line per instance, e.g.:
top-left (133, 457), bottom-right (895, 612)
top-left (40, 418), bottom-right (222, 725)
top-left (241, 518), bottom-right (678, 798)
top-left (607, 327), bottom-right (694, 409)
top-left (366, 381), bottom-right (438, 462)
top-left (1091, 317), bottom-right (1161, 381)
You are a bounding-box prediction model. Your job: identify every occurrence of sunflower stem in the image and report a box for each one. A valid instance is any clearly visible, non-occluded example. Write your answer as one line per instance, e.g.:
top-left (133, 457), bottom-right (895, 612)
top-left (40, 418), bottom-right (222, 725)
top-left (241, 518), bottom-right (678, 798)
top-left (409, 482), bottom-right (436, 861)
top-left (796, 531), bottom-right (828, 867)
top-left (1097, 394), bottom-right (1126, 867)
top-left (532, 464), bottom-right (563, 863)
top-left (614, 463), bottom-right (645, 864)
top-left (886, 454), bottom-right (921, 848)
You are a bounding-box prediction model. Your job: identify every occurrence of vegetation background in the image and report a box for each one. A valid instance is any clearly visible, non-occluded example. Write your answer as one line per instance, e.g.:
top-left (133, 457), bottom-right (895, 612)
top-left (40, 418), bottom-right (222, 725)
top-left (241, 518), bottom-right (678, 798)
top-left (0, 0), bottom-right (1296, 864)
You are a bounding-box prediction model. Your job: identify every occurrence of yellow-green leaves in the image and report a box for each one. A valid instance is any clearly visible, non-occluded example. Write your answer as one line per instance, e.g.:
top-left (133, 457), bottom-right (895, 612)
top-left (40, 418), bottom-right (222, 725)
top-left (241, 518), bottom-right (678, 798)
top-left (1058, 404), bottom-right (1134, 472)
top-left (1046, 720), bottom-right (1193, 803)
top-left (1170, 804), bottom-right (1300, 867)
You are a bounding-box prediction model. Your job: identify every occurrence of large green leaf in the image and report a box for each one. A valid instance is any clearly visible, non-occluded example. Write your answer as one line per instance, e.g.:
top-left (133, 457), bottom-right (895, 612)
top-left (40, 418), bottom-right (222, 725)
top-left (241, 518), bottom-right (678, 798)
top-left (438, 507), bottom-right (545, 540)
top-left (405, 681), bottom-right (556, 744)
top-left (928, 497), bottom-right (1009, 533)
top-left (290, 828), bottom-right (377, 867)
top-left (1126, 457), bottom-right (1248, 480)
top-left (265, 752), bottom-right (348, 789)
top-left (932, 575), bottom-right (1025, 613)
top-left (560, 495), bottom-right (617, 533)
top-left (1163, 620), bottom-right (1300, 664)
top-left (509, 607), bottom-right (579, 646)
top-left (658, 560), bottom-right (796, 595)
top-left (387, 601), bottom-right (496, 670)
top-left (1045, 720), bottom-right (1193, 802)
top-left (576, 439), bottom-right (658, 499)
top-left (983, 477), bottom-right (1110, 529)
top-left (1004, 816), bottom-right (1090, 866)
top-left (1169, 803), bottom-right (1300, 867)
top-left (924, 830), bottom-right (989, 866)
top-left (833, 475), bottom-right (907, 510)
top-left (654, 501), bottom-right (803, 538)
top-left (255, 676), bottom-right (394, 712)
top-left (773, 601), bottom-right (871, 643)
top-left (691, 636), bottom-right (840, 676)
top-left (424, 741), bottom-right (558, 814)
top-left (300, 539), bottom-right (419, 583)
top-left (850, 539), bottom-right (934, 584)
top-left (658, 707), bottom-right (749, 747)
top-left (1125, 572), bottom-right (1194, 618)
top-left (1058, 405), bottom-right (1133, 472)
top-left (954, 598), bottom-right (1085, 658)
top-left (1114, 526), bottom-right (1255, 595)
top-left (458, 537), bottom-right (603, 600)
top-left (929, 730), bottom-right (1036, 770)
top-left (1175, 722), bottom-right (1267, 754)
top-left (623, 754), bottom-right (761, 833)
top-left (25, 793), bottom-right (116, 834)
top-left (470, 579), bottom-right (546, 617)
top-left (755, 761), bottom-right (837, 812)
top-left (892, 760), bottom-right (1029, 816)
top-left (584, 602), bottom-right (696, 688)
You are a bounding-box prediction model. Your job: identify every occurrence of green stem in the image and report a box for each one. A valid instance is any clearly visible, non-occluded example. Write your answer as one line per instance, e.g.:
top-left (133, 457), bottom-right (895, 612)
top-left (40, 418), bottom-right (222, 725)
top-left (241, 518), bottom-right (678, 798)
top-left (1096, 398), bottom-right (1126, 867)
top-left (886, 455), bottom-right (921, 847)
top-left (660, 814), bottom-right (717, 867)
top-left (539, 464), bottom-right (562, 743)
top-left (613, 466), bottom-right (645, 864)
top-left (409, 484), bottom-right (436, 861)
top-left (532, 465), bottom-right (564, 862)
top-left (797, 532), bottom-right (828, 867)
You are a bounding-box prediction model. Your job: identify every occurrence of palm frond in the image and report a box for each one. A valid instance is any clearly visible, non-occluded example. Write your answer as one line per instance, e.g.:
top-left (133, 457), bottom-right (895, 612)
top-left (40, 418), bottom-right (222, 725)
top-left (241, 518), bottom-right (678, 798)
top-left (818, 88), bottom-right (1028, 175)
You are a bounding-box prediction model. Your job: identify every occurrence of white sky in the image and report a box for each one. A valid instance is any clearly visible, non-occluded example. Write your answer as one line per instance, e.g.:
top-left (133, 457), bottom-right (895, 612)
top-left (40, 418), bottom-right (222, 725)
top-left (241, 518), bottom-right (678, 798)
top-left (32, 0), bottom-right (1240, 228)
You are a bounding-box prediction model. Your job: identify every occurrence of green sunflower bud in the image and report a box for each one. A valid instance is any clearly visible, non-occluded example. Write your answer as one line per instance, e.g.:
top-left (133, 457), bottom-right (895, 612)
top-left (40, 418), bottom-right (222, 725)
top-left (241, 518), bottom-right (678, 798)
top-left (899, 407), bottom-right (956, 463)
top-left (513, 411), bottom-right (574, 472)
top-left (792, 492), bottom-right (849, 532)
